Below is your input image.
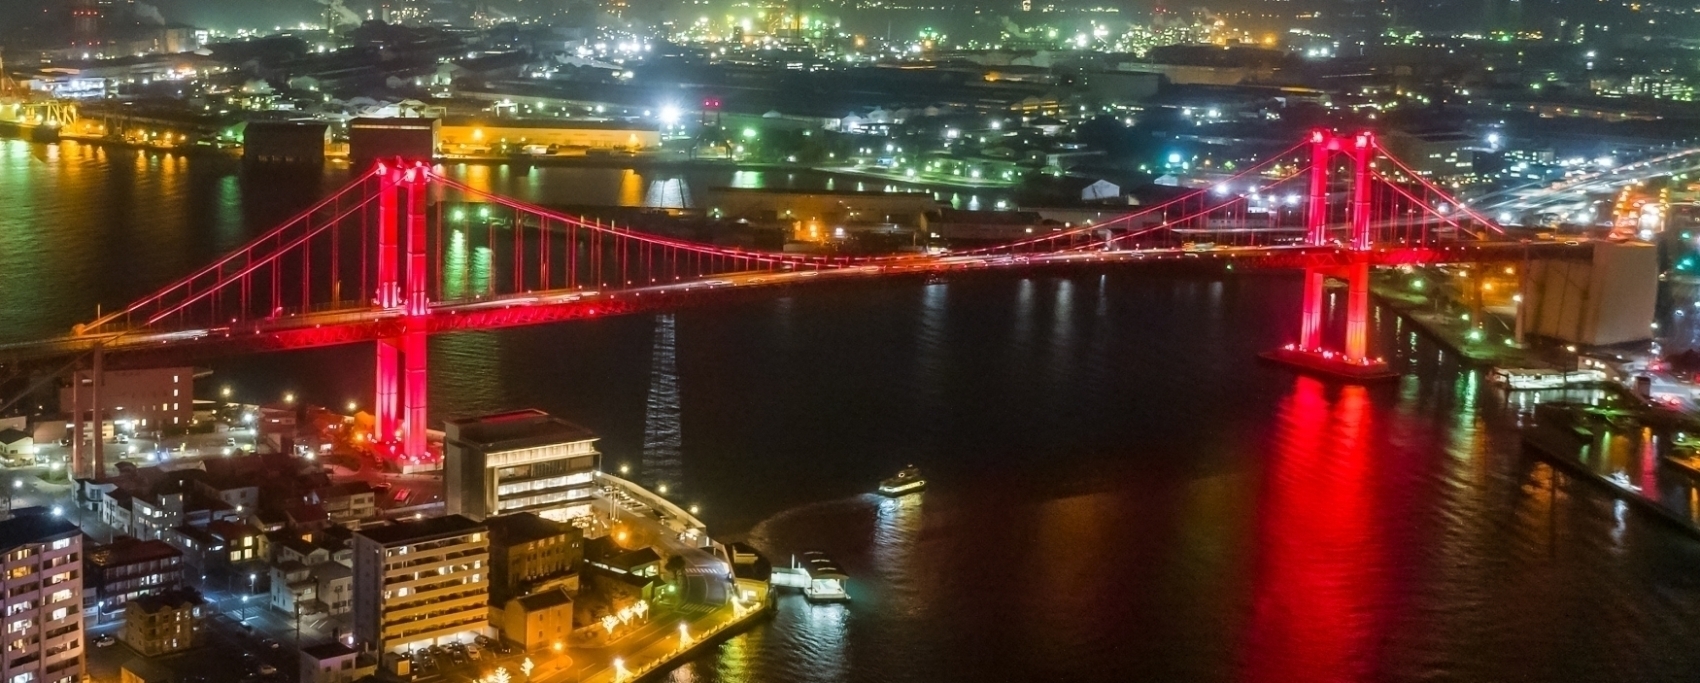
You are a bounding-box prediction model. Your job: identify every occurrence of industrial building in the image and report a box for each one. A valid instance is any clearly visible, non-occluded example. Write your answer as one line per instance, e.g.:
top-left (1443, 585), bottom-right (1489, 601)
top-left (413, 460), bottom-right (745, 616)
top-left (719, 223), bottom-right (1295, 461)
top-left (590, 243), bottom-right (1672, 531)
top-left (437, 117), bottom-right (659, 154)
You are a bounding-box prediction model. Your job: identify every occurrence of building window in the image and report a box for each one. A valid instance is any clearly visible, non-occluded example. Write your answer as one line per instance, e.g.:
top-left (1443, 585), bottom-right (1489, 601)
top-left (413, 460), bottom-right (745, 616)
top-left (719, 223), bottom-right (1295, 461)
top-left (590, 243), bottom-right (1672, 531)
top-left (49, 539), bottom-right (70, 551)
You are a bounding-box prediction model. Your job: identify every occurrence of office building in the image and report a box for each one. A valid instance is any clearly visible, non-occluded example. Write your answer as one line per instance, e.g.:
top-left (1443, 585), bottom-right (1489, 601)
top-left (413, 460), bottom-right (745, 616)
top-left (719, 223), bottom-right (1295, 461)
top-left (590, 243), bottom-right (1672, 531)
top-left (0, 515), bottom-right (85, 683)
top-left (61, 366), bottom-right (197, 433)
top-left (352, 515), bottom-right (492, 656)
top-left (444, 411), bottom-right (600, 522)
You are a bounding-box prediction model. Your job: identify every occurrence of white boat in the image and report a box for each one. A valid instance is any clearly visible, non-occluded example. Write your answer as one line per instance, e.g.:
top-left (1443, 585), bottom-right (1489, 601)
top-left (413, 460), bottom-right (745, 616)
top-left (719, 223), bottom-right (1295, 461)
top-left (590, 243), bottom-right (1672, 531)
top-left (878, 465), bottom-right (926, 496)
top-left (1489, 367), bottom-right (1608, 390)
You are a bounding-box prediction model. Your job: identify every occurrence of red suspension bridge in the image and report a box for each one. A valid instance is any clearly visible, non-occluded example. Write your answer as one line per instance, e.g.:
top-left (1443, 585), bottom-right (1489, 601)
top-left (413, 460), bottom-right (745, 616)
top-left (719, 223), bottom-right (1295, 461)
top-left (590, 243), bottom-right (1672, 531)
top-left (7, 129), bottom-right (1588, 475)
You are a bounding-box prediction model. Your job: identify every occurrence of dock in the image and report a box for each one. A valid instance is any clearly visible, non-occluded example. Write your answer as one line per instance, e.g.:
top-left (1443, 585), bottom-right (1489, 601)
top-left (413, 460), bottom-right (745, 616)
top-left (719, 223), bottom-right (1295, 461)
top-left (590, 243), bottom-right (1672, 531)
top-left (770, 550), bottom-right (850, 603)
top-left (1521, 404), bottom-right (1700, 539)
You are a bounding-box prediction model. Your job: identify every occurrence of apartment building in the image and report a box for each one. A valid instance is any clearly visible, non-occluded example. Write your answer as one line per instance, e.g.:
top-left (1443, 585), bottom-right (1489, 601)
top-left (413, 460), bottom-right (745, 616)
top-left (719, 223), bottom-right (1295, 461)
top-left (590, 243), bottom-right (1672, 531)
top-left (0, 515), bottom-right (85, 683)
top-left (120, 587), bottom-right (203, 656)
top-left (352, 515), bottom-right (492, 656)
top-left (485, 512), bottom-right (582, 603)
top-left (444, 410), bottom-right (601, 522)
top-left (85, 538), bottom-right (183, 613)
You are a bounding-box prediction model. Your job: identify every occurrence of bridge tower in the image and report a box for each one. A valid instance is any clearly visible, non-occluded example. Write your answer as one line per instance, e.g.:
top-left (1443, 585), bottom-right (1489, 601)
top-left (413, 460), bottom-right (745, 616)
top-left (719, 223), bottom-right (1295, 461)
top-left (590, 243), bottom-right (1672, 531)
top-left (373, 162), bottom-right (431, 464)
top-left (1264, 130), bottom-right (1398, 381)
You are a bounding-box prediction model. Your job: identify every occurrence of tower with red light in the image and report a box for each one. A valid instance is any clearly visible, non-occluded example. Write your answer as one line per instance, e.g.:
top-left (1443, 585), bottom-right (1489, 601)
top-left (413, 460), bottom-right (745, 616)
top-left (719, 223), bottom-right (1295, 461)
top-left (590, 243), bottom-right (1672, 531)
top-left (1261, 130), bottom-right (1398, 381)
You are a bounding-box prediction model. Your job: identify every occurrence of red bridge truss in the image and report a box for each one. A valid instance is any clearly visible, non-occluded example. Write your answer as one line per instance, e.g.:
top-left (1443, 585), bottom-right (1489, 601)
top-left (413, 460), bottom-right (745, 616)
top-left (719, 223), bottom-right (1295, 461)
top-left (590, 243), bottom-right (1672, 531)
top-left (9, 129), bottom-right (1584, 470)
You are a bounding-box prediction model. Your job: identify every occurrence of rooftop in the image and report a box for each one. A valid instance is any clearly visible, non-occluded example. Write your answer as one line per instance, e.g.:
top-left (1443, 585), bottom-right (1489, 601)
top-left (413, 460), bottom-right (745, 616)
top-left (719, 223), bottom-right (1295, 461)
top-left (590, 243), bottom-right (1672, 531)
top-left (514, 588), bottom-right (573, 611)
top-left (0, 514), bottom-right (79, 550)
top-left (355, 514), bottom-right (485, 546)
top-left (129, 588), bottom-right (203, 614)
top-left (319, 481), bottom-right (375, 499)
top-left (485, 512), bottom-right (573, 546)
top-left (88, 538), bottom-right (181, 567)
top-left (301, 641), bottom-right (359, 660)
top-left (446, 410), bottom-right (597, 452)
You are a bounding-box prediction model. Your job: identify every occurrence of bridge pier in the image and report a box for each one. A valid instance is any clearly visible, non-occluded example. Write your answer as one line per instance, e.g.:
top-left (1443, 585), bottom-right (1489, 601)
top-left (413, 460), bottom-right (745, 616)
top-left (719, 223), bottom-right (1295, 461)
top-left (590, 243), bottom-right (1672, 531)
top-left (373, 162), bottom-right (431, 464)
top-left (1261, 129), bottom-right (1397, 382)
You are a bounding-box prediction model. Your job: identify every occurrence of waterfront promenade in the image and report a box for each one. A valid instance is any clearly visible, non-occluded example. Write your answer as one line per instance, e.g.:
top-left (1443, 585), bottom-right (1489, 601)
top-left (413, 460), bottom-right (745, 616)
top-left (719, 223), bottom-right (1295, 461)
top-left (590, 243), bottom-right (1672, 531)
top-left (529, 601), bottom-right (765, 683)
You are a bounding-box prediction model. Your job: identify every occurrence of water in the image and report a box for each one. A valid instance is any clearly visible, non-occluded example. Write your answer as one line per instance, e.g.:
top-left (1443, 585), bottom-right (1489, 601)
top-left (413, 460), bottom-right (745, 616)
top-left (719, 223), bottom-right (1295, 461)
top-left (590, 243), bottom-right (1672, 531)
top-left (5, 138), bottom-right (1700, 682)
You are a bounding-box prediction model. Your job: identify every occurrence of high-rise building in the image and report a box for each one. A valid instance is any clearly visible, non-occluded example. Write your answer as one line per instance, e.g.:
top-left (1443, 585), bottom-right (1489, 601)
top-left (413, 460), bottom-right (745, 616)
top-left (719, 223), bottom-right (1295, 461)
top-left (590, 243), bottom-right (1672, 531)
top-left (0, 514), bottom-right (85, 683)
top-left (444, 411), bottom-right (601, 523)
top-left (352, 515), bottom-right (492, 655)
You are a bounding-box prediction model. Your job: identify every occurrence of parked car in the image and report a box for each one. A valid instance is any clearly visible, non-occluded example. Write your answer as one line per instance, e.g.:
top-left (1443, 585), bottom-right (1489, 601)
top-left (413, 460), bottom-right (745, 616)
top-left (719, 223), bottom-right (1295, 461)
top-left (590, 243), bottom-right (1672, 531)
top-left (94, 634), bottom-right (116, 648)
top-left (257, 664), bottom-right (277, 675)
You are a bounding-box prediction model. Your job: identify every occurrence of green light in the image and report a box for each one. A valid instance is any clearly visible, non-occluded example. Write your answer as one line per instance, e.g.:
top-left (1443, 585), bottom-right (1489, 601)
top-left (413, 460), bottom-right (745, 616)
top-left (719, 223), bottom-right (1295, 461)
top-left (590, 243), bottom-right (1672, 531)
top-left (451, 209), bottom-right (465, 221)
top-left (1467, 329), bottom-right (1484, 342)
top-left (1411, 279), bottom-right (1424, 290)
top-left (742, 128), bottom-right (757, 139)
top-left (478, 206), bottom-right (490, 219)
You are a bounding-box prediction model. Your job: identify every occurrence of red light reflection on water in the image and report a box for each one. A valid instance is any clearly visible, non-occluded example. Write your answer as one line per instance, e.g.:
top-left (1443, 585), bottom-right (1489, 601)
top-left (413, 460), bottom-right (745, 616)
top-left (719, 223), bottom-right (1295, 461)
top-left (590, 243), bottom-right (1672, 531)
top-left (1239, 377), bottom-right (1388, 683)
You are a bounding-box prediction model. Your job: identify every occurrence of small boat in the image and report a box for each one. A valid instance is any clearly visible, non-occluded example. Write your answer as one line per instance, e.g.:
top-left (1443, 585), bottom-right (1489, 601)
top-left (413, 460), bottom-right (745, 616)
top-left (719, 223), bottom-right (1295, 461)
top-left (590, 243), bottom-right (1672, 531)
top-left (878, 465), bottom-right (926, 496)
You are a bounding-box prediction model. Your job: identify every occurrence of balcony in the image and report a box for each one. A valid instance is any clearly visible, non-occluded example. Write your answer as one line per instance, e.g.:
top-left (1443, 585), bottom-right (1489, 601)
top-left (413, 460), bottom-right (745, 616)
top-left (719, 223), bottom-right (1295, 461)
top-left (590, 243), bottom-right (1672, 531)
top-left (386, 592), bottom-right (486, 622)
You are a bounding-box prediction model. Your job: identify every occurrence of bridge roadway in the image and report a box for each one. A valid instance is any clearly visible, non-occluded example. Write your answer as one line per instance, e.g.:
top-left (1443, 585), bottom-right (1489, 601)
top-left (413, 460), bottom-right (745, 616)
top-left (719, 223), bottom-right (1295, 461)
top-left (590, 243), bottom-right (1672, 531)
top-left (0, 240), bottom-right (1591, 365)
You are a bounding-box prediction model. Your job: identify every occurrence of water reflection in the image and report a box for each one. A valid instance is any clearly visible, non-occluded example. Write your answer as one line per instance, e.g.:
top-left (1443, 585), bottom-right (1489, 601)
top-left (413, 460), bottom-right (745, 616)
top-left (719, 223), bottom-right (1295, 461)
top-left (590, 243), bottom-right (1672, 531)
top-left (1241, 379), bottom-right (1385, 682)
top-left (642, 313), bottom-right (684, 492)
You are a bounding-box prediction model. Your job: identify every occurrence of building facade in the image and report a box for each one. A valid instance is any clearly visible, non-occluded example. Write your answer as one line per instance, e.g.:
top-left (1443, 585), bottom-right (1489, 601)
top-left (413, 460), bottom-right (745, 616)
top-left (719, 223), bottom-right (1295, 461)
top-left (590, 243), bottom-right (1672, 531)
top-left (61, 366), bottom-right (196, 433)
top-left (120, 588), bottom-right (203, 657)
top-left (352, 516), bottom-right (492, 656)
top-left (485, 512), bottom-right (582, 603)
top-left (444, 411), bottom-right (601, 522)
top-left (86, 538), bottom-right (184, 613)
top-left (0, 515), bottom-right (85, 683)
top-left (495, 589), bottom-right (573, 652)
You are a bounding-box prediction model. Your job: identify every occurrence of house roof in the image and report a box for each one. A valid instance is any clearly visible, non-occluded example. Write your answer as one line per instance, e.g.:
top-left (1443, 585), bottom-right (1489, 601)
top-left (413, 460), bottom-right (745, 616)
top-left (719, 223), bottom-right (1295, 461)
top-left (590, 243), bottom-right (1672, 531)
top-left (128, 588), bottom-right (203, 614)
top-left (301, 641), bottom-right (358, 660)
top-left (318, 481), bottom-right (374, 499)
top-left (0, 428), bottom-right (30, 444)
top-left (514, 588), bottom-right (573, 612)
